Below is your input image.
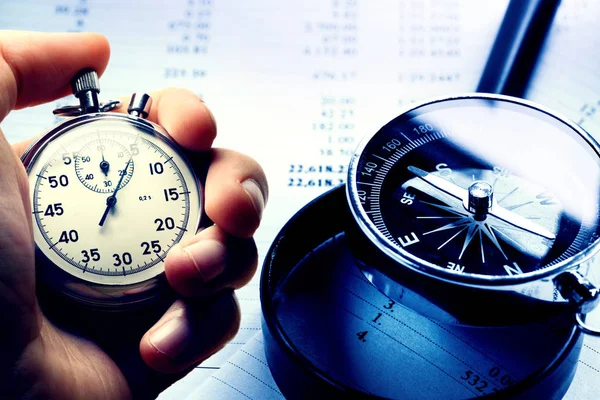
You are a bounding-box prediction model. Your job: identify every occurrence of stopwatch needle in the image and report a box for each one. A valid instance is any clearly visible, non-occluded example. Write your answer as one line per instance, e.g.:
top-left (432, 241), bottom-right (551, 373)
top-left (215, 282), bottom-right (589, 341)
top-left (99, 151), bottom-right (109, 176)
top-left (408, 165), bottom-right (556, 240)
top-left (99, 158), bottom-right (131, 226)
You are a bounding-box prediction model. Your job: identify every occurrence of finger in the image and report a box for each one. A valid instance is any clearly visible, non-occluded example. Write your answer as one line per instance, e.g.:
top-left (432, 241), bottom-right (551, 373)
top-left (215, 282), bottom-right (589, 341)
top-left (165, 225), bottom-right (258, 297)
top-left (140, 291), bottom-right (240, 373)
top-left (11, 134), bottom-right (40, 157)
top-left (204, 148), bottom-right (268, 238)
top-left (114, 87), bottom-right (217, 152)
top-left (0, 31), bottom-right (110, 121)
top-left (116, 89), bottom-right (268, 237)
top-left (0, 30), bottom-right (109, 359)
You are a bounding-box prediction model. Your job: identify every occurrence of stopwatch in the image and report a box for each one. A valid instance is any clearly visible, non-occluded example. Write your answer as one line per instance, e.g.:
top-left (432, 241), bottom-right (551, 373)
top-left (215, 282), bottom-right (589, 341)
top-left (21, 69), bottom-right (204, 309)
top-left (346, 94), bottom-right (600, 332)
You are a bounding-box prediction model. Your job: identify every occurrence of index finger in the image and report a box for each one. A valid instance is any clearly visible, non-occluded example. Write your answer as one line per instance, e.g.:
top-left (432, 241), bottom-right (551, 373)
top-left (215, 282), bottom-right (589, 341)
top-left (0, 31), bottom-right (110, 121)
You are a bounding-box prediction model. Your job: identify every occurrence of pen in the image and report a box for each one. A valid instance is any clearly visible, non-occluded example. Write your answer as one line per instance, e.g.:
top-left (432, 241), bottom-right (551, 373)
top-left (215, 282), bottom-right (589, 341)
top-left (476, 0), bottom-right (562, 97)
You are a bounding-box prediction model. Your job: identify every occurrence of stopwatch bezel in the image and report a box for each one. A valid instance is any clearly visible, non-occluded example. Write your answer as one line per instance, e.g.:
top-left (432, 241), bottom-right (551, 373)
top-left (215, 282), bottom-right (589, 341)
top-left (22, 112), bottom-right (205, 308)
top-left (347, 93), bottom-right (600, 289)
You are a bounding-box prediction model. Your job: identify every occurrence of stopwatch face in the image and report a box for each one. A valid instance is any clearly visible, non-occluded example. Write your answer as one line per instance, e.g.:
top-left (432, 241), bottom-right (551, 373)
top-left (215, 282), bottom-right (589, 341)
top-left (347, 96), bottom-right (600, 287)
top-left (25, 114), bottom-right (202, 288)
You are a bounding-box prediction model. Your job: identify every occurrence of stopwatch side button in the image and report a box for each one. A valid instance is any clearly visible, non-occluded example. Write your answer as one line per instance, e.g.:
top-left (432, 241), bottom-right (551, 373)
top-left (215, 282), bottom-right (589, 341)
top-left (128, 93), bottom-right (152, 119)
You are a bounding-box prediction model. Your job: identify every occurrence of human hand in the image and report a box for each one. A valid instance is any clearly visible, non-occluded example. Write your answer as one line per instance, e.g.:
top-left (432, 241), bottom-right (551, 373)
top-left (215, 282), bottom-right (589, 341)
top-left (0, 31), bottom-right (267, 399)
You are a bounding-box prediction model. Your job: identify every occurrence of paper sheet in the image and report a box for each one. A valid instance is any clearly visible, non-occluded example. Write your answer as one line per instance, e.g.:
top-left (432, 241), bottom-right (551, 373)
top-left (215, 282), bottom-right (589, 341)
top-left (1, 0), bottom-right (599, 398)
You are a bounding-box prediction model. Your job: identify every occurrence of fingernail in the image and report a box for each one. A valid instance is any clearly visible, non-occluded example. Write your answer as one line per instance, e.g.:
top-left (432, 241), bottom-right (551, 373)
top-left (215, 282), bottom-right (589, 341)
top-left (242, 179), bottom-right (265, 219)
top-left (150, 318), bottom-right (190, 360)
top-left (182, 240), bottom-right (226, 282)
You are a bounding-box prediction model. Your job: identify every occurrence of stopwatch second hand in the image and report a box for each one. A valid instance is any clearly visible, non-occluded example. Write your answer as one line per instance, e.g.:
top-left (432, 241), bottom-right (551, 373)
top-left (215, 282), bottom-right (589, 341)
top-left (99, 158), bottom-right (131, 226)
top-left (407, 165), bottom-right (556, 240)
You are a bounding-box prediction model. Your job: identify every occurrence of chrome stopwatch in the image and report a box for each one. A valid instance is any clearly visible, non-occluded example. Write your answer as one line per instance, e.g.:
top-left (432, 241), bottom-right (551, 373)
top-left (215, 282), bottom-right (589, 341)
top-left (22, 69), bottom-right (203, 308)
top-left (347, 94), bottom-right (600, 333)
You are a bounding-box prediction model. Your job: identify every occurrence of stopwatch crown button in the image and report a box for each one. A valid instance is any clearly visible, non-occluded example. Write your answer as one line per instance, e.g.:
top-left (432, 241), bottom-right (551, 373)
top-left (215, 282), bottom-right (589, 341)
top-left (71, 68), bottom-right (100, 97)
top-left (128, 93), bottom-right (152, 119)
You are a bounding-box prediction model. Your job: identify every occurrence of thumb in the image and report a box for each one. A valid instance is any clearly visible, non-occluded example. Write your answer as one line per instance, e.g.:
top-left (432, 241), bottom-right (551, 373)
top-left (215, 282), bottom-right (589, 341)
top-left (0, 31), bottom-right (110, 365)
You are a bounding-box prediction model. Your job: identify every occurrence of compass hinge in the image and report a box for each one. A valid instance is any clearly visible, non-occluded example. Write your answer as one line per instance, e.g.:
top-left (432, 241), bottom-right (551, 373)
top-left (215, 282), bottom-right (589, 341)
top-left (555, 271), bottom-right (600, 314)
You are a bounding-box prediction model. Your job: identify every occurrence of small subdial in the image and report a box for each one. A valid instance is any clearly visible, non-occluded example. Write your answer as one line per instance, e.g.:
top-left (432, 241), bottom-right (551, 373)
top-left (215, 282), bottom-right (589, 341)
top-left (74, 138), bottom-right (134, 193)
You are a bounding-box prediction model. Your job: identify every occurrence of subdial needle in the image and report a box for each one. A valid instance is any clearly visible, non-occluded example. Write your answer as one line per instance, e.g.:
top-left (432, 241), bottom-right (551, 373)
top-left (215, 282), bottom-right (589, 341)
top-left (99, 158), bottom-right (131, 227)
top-left (99, 150), bottom-right (110, 176)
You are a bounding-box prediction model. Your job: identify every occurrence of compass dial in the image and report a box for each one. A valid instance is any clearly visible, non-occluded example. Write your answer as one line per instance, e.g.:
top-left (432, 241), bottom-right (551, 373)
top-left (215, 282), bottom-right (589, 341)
top-left (26, 114), bottom-right (202, 286)
top-left (347, 96), bottom-right (600, 287)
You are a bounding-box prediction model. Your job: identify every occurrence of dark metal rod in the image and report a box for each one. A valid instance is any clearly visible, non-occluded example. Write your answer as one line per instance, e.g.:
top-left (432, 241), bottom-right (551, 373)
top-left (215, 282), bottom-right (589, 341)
top-left (476, 0), bottom-right (562, 98)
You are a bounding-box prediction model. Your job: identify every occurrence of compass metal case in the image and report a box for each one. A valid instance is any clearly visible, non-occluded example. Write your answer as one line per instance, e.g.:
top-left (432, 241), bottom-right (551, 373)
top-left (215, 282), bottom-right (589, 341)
top-left (21, 70), bottom-right (204, 309)
top-left (346, 94), bottom-right (600, 328)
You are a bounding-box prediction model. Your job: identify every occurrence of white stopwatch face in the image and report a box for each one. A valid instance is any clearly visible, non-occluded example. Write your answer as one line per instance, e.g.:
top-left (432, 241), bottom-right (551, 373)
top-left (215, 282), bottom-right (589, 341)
top-left (24, 113), bottom-right (202, 291)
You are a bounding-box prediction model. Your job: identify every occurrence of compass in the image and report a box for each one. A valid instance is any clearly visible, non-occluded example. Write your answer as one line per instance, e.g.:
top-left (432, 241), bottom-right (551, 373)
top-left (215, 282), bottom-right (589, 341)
top-left (261, 94), bottom-right (600, 399)
top-left (347, 94), bottom-right (600, 329)
top-left (21, 69), bottom-right (204, 309)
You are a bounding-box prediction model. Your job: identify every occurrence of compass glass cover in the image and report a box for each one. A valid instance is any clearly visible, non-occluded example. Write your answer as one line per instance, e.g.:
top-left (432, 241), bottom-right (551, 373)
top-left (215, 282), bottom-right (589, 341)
top-left (347, 96), bottom-right (600, 286)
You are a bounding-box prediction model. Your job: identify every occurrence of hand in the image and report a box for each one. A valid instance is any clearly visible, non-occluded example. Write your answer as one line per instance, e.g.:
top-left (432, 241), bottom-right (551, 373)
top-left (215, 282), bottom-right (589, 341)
top-left (0, 31), bottom-right (268, 399)
top-left (408, 165), bottom-right (555, 240)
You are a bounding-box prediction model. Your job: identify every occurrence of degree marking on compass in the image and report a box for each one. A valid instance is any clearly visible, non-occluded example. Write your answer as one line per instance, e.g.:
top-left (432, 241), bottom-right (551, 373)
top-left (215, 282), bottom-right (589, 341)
top-left (504, 201), bottom-right (533, 211)
top-left (358, 182), bottom-right (377, 187)
top-left (422, 217), bottom-right (471, 236)
top-left (492, 227), bottom-right (529, 253)
top-left (481, 223), bottom-right (508, 259)
top-left (459, 223), bottom-right (479, 260)
top-left (479, 230), bottom-right (485, 263)
top-left (492, 177), bottom-right (499, 189)
top-left (420, 200), bottom-right (469, 217)
top-left (416, 216), bottom-right (463, 219)
top-left (372, 154), bottom-right (389, 163)
top-left (437, 225), bottom-right (469, 250)
top-left (497, 187), bottom-right (518, 204)
top-left (400, 132), bottom-right (414, 144)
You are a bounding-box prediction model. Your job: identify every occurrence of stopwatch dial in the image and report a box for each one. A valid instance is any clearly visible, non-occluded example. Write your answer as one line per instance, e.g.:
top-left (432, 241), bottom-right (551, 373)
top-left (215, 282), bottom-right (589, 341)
top-left (74, 138), bottom-right (134, 193)
top-left (27, 116), bottom-right (201, 286)
top-left (348, 97), bottom-right (600, 284)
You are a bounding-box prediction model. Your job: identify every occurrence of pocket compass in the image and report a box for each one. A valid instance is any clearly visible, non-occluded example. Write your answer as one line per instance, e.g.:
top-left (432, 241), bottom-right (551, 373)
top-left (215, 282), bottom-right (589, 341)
top-left (261, 94), bottom-right (600, 399)
top-left (346, 95), bottom-right (600, 331)
top-left (22, 69), bottom-right (204, 309)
